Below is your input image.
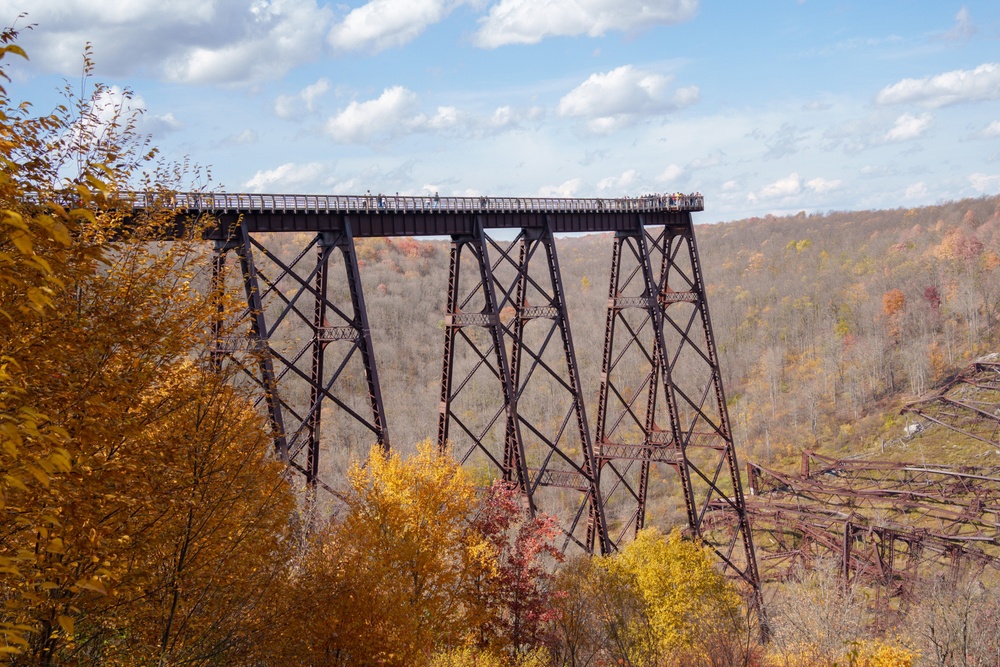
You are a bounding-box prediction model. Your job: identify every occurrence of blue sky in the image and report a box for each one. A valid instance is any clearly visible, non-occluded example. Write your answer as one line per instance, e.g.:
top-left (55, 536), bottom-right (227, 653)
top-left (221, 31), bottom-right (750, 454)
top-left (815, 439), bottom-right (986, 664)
top-left (3, 0), bottom-right (1000, 222)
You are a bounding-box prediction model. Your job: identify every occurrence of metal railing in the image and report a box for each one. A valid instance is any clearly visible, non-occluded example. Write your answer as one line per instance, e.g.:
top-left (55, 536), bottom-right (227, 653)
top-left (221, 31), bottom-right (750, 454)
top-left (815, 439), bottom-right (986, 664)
top-left (123, 192), bottom-right (705, 214)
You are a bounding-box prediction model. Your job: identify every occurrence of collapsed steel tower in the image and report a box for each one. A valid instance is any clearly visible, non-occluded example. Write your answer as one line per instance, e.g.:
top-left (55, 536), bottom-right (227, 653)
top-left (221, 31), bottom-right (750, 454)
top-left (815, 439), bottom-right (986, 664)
top-left (739, 451), bottom-right (1000, 599)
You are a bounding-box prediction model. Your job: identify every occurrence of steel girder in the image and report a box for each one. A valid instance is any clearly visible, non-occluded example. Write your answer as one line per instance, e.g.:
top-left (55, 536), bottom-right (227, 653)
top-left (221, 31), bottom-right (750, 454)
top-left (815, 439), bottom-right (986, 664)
top-left (741, 455), bottom-right (1000, 596)
top-left (437, 221), bottom-right (608, 554)
top-left (902, 360), bottom-right (1000, 448)
top-left (211, 222), bottom-right (388, 506)
top-left (593, 220), bottom-right (763, 609)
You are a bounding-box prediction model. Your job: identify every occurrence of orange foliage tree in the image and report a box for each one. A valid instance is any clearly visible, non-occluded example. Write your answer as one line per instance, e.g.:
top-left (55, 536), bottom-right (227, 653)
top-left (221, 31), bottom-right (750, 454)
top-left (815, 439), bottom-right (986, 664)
top-left (270, 443), bottom-right (564, 667)
top-left (1, 30), bottom-right (296, 665)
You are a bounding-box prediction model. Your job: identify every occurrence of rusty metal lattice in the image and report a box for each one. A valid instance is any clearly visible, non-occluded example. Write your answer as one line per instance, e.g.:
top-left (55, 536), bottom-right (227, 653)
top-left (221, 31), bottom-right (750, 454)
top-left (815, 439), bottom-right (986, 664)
top-left (437, 221), bottom-right (606, 554)
top-left (902, 360), bottom-right (1000, 448)
top-left (594, 220), bottom-right (762, 610)
top-left (211, 222), bottom-right (388, 504)
top-left (739, 451), bottom-right (1000, 597)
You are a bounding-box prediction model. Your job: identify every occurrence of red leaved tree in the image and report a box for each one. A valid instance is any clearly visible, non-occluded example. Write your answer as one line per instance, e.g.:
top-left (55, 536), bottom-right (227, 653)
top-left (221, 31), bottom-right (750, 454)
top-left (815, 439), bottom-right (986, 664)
top-left (468, 480), bottom-right (564, 660)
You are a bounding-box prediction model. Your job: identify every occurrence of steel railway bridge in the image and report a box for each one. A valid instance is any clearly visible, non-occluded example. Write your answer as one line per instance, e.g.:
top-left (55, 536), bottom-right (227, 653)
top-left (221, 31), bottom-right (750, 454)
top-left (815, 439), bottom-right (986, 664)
top-left (145, 191), bottom-right (761, 607)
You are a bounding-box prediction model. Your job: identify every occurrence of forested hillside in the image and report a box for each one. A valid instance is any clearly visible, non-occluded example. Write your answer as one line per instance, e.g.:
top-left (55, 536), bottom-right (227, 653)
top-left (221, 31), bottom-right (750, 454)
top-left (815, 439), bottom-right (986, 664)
top-left (700, 197), bottom-right (1000, 466)
top-left (315, 194), bottom-right (1000, 475)
top-left (6, 25), bottom-right (1000, 666)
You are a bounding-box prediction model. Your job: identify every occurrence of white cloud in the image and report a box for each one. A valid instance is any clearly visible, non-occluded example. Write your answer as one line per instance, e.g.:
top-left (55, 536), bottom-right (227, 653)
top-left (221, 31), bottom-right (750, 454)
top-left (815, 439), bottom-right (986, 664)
top-left (411, 106), bottom-right (464, 131)
top-left (942, 6), bottom-right (976, 41)
top-left (484, 105), bottom-right (542, 130)
top-left (905, 181), bottom-right (928, 199)
top-left (805, 177), bottom-right (842, 193)
top-left (969, 173), bottom-right (1000, 193)
top-left (275, 78), bottom-right (331, 119)
top-left (490, 106), bottom-right (515, 129)
top-left (655, 164), bottom-right (683, 183)
top-left (884, 113), bottom-right (932, 142)
top-left (687, 152), bottom-right (724, 170)
top-left (325, 86), bottom-right (418, 143)
top-left (861, 165), bottom-right (894, 177)
top-left (980, 121), bottom-right (1000, 138)
top-left (539, 178), bottom-right (582, 197)
top-left (69, 85), bottom-right (181, 140)
top-left (329, 0), bottom-right (460, 52)
top-left (749, 173), bottom-right (801, 202)
top-left (244, 162), bottom-right (326, 192)
top-left (597, 169), bottom-right (640, 191)
top-left (215, 129), bottom-right (259, 148)
top-left (321, 88), bottom-right (539, 144)
top-left (164, 0), bottom-right (331, 84)
top-left (557, 66), bottom-right (698, 133)
top-left (474, 0), bottom-right (698, 48)
top-left (3, 0), bottom-right (332, 84)
top-left (70, 86), bottom-right (145, 147)
top-left (143, 112), bottom-right (182, 135)
top-left (754, 122), bottom-right (806, 160)
top-left (876, 63), bottom-right (1000, 108)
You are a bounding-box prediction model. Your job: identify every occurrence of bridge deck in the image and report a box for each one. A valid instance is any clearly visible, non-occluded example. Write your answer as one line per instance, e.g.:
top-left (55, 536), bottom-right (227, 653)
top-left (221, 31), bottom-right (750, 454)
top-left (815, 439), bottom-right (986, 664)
top-left (137, 192), bottom-right (703, 237)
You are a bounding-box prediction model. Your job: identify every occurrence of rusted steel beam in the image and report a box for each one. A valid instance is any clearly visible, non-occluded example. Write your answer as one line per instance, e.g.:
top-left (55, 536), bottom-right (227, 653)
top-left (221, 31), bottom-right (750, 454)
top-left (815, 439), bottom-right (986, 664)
top-left (132, 192), bottom-right (705, 237)
top-left (437, 223), bottom-right (608, 555)
top-left (594, 218), bottom-right (763, 621)
top-left (737, 452), bottom-right (1000, 597)
top-left (746, 459), bottom-right (1000, 536)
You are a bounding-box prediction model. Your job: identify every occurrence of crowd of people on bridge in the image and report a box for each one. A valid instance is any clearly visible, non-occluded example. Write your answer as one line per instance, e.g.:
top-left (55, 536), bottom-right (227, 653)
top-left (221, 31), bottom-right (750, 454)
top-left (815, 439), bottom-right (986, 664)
top-left (355, 190), bottom-right (704, 213)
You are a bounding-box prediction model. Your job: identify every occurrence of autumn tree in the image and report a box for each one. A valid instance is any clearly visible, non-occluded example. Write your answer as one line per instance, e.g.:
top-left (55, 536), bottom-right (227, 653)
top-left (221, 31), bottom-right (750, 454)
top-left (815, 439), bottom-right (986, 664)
top-left (1, 30), bottom-right (297, 665)
top-left (1, 27), bottom-right (101, 659)
top-left (466, 480), bottom-right (563, 660)
top-left (269, 444), bottom-right (566, 667)
top-left (550, 528), bottom-right (756, 667)
top-left (275, 442), bottom-right (483, 666)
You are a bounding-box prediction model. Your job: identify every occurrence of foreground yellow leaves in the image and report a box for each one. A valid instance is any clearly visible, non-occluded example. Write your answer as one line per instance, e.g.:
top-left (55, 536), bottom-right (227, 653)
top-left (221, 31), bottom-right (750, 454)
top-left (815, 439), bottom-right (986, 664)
top-left (1, 28), bottom-right (297, 665)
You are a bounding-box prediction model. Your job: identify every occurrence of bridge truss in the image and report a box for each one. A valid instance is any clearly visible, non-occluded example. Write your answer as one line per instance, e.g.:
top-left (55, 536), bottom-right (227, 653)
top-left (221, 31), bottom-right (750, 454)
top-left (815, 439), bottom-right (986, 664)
top-left (161, 192), bottom-right (761, 608)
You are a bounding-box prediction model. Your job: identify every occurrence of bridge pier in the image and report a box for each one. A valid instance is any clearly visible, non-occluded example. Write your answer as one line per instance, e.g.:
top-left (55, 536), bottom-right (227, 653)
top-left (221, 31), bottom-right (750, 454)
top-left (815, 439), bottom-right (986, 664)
top-left (211, 222), bottom-right (388, 504)
top-left (595, 220), bottom-right (763, 611)
top-left (437, 221), bottom-right (608, 554)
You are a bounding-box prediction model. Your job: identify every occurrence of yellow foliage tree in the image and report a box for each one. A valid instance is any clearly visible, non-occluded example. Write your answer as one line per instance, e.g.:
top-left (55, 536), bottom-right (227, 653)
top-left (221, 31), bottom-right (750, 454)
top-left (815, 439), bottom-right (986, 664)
top-left (1, 30), bottom-right (297, 665)
top-left (551, 528), bottom-right (755, 667)
top-left (766, 639), bottom-right (916, 667)
top-left (278, 442), bottom-right (486, 666)
top-left (608, 528), bottom-right (744, 663)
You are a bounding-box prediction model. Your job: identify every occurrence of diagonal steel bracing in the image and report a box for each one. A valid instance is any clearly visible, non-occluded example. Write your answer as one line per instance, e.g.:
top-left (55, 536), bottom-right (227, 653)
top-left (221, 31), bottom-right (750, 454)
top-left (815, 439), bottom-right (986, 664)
top-left (211, 222), bottom-right (388, 504)
top-left (437, 221), bottom-right (608, 554)
top-left (594, 218), bottom-right (763, 612)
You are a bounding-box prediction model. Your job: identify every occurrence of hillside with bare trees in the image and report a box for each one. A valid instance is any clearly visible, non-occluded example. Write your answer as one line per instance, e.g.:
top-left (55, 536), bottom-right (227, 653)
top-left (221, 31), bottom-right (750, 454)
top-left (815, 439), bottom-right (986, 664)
top-left (321, 195), bottom-right (1000, 477)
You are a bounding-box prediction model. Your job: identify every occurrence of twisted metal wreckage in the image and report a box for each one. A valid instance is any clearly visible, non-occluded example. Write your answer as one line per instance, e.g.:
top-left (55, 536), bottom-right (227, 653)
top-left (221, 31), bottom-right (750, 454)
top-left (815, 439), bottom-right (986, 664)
top-left (705, 360), bottom-right (1000, 599)
top-left (901, 359), bottom-right (1000, 449)
top-left (729, 448), bottom-right (1000, 599)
